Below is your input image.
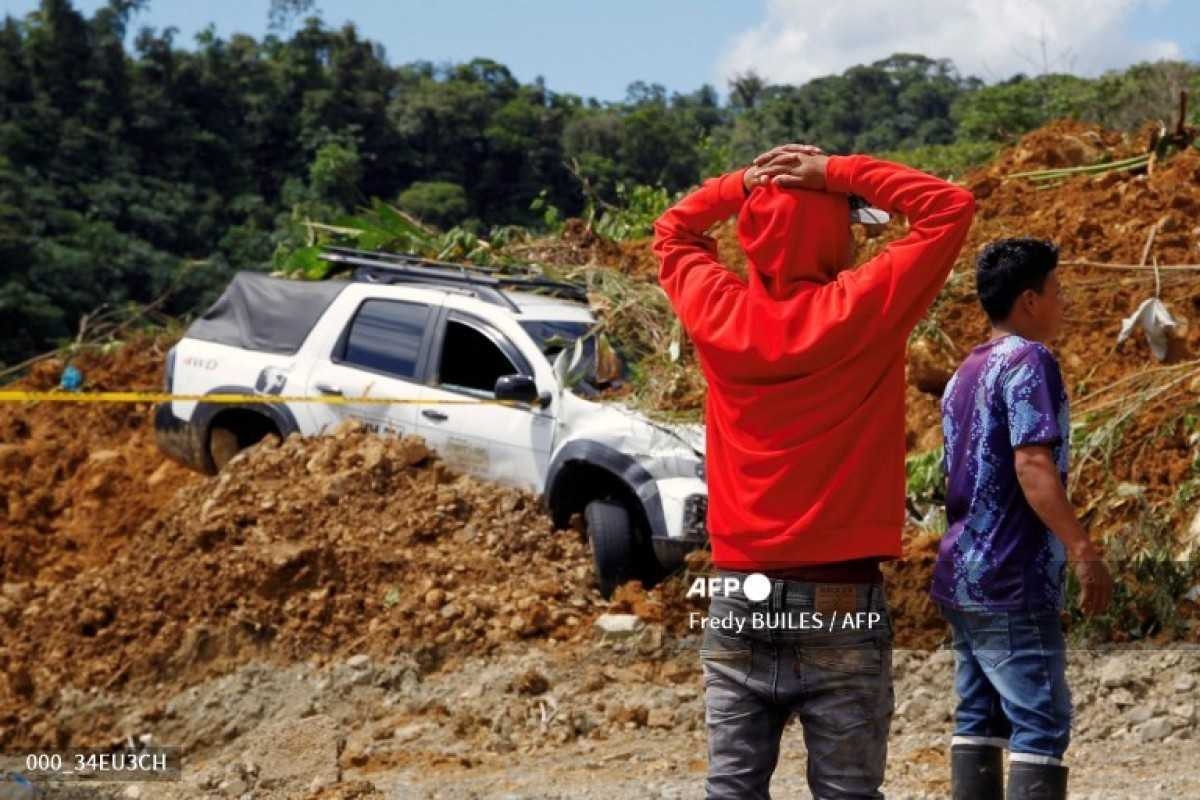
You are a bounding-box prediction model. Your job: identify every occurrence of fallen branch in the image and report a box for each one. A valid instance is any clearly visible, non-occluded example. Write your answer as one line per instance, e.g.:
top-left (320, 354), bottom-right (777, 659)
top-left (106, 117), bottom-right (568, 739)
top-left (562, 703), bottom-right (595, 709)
top-left (1138, 225), bottom-right (1158, 269)
top-left (1075, 358), bottom-right (1200, 411)
top-left (1007, 153), bottom-right (1151, 181)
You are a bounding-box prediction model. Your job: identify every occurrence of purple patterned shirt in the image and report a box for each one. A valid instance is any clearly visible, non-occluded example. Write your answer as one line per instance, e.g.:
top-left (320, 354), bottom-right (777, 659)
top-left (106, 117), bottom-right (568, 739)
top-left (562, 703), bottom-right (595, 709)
top-left (931, 334), bottom-right (1069, 611)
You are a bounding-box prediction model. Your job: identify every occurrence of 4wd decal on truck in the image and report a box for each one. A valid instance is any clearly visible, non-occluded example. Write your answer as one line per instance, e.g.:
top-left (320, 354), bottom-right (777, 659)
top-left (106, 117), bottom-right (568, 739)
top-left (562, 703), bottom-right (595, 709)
top-left (182, 355), bottom-right (218, 370)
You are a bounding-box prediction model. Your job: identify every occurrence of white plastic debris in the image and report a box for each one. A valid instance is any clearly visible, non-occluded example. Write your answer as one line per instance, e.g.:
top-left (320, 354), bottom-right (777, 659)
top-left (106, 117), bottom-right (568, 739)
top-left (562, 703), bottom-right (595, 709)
top-left (594, 613), bottom-right (644, 638)
top-left (1117, 297), bottom-right (1178, 361)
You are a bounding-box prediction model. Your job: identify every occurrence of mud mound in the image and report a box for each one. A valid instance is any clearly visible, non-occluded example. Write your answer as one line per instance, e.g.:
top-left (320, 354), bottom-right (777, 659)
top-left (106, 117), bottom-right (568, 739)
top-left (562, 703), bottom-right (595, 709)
top-left (881, 529), bottom-right (944, 650)
top-left (964, 127), bottom-right (1199, 269)
top-left (0, 423), bottom-right (602, 749)
top-left (936, 124), bottom-right (1200, 477)
top-left (984, 119), bottom-right (1135, 174)
top-left (0, 336), bottom-right (197, 584)
top-left (962, 129), bottom-right (1200, 386)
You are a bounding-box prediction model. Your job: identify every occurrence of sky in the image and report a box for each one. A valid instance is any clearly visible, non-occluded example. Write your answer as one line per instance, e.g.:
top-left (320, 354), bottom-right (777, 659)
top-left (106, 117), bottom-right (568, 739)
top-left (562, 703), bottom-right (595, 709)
top-left (2, 0), bottom-right (1197, 100)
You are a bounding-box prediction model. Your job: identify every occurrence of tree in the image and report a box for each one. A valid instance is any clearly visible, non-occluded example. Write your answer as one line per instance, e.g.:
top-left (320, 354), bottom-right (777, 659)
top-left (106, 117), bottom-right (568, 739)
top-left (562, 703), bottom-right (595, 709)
top-left (268, 0), bottom-right (318, 33)
top-left (728, 71), bottom-right (765, 110)
top-left (396, 181), bottom-right (468, 229)
top-left (0, 0), bottom-right (1190, 368)
top-left (309, 137), bottom-right (362, 208)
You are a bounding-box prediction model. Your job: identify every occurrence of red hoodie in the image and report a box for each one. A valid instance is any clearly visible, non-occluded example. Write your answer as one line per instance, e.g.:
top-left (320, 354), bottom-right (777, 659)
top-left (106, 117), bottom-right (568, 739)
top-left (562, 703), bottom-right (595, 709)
top-left (654, 156), bottom-right (975, 569)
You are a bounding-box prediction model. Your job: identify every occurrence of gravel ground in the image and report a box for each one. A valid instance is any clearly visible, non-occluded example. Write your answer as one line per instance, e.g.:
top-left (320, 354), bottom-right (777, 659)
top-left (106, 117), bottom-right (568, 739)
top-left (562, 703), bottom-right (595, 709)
top-left (32, 633), bottom-right (1199, 799)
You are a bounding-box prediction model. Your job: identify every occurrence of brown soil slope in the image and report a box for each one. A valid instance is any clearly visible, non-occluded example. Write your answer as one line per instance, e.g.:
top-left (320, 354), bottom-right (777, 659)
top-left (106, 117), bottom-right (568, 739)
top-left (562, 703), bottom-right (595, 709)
top-left (1, 424), bottom-right (604, 748)
top-left (0, 336), bottom-right (195, 584)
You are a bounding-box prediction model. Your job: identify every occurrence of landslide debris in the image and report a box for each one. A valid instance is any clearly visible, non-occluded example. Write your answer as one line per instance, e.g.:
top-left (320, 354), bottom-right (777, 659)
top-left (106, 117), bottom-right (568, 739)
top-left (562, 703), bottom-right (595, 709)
top-left (3, 118), bottom-right (1200, 754)
top-left (1, 422), bottom-right (601, 749)
top-left (0, 335), bottom-right (196, 584)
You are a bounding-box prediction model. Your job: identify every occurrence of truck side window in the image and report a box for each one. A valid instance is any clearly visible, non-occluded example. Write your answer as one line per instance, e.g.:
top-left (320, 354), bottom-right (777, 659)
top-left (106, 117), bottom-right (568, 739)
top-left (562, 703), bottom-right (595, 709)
top-left (341, 299), bottom-right (429, 379)
top-left (438, 319), bottom-right (518, 395)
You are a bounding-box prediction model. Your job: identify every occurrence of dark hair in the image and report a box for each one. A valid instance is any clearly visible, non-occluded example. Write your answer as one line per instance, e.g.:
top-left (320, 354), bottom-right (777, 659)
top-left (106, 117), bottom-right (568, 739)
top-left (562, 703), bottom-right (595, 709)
top-left (975, 238), bottom-right (1059, 322)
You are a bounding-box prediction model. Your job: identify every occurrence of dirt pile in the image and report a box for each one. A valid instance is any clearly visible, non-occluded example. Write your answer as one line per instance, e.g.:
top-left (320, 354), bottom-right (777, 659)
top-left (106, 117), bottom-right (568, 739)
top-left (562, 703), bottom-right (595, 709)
top-left (946, 119), bottom-right (1200, 362)
top-left (0, 422), bottom-right (605, 749)
top-left (907, 123), bottom-right (1200, 638)
top-left (555, 121), bottom-right (1200, 643)
top-left (941, 125), bottom-right (1200, 500)
top-left (0, 335), bottom-right (196, 584)
top-left (548, 121), bottom-right (1200, 438)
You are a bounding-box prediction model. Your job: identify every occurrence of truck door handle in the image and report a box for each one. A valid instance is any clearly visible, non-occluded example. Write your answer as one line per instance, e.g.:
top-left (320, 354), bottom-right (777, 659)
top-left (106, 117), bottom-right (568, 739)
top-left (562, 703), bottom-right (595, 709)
top-left (421, 409), bottom-right (448, 422)
top-left (315, 382), bottom-right (343, 396)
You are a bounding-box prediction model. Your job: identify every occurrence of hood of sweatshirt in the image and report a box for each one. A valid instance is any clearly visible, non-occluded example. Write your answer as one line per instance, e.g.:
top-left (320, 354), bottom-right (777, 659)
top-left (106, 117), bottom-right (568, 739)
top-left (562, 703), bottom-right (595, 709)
top-left (737, 184), bottom-right (851, 298)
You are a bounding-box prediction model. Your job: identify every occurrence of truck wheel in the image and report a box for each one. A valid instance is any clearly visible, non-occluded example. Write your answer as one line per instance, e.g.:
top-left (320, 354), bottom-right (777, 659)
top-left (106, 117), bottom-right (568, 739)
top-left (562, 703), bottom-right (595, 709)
top-left (207, 409), bottom-right (281, 472)
top-left (585, 499), bottom-right (635, 600)
top-left (209, 426), bottom-right (241, 470)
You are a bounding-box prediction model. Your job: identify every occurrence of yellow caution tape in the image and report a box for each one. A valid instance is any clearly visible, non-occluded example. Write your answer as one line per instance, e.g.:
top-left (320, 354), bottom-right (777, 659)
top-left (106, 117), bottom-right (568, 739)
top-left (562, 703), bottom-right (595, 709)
top-left (0, 390), bottom-right (509, 406)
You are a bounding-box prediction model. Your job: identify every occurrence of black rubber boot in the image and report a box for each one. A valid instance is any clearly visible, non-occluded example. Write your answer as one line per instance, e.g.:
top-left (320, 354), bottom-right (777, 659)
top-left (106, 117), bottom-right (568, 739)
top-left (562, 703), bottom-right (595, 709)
top-left (1006, 761), bottom-right (1068, 800)
top-left (951, 744), bottom-right (1004, 800)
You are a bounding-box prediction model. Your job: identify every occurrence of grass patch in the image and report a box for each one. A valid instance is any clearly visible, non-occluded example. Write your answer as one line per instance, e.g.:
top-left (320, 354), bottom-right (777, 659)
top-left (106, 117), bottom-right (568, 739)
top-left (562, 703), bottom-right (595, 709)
top-left (879, 140), bottom-right (1000, 179)
top-left (1068, 502), bottom-right (1200, 643)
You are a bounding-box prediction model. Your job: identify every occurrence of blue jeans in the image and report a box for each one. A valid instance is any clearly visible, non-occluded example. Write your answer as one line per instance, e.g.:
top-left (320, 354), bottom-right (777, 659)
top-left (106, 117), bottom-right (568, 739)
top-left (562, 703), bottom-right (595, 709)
top-left (938, 605), bottom-right (1071, 760)
top-left (702, 571), bottom-right (894, 799)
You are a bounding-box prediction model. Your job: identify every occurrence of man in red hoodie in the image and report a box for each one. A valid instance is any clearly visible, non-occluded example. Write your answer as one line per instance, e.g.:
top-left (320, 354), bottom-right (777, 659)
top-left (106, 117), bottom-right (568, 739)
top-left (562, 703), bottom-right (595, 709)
top-left (655, 146), bottom-right (974, 799)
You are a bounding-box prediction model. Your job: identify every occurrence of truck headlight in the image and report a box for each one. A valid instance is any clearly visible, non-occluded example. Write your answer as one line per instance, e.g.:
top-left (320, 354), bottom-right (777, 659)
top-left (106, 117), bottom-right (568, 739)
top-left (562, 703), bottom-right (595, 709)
top-left (683, 493), bottom-right (708, 539)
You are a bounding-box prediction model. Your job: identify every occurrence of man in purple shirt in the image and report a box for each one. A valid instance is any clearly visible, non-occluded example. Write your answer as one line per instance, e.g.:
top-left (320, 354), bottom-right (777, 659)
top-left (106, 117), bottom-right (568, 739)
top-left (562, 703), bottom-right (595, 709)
top-left (933, 238), bottom-right (1113, 800)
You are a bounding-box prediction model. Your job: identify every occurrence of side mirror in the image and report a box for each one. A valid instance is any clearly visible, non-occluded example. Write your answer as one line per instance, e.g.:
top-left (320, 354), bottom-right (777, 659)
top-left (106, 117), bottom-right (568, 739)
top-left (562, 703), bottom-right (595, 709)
top-left (494, 374), bottom-right (539, 405)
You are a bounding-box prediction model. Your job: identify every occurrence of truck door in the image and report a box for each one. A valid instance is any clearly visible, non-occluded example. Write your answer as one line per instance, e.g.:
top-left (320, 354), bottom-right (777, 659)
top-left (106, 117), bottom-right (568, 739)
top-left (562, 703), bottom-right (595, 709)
top-left (303, 297), bottom-right (437, 439)
top-left (415, 310), bottom-right (554, 491)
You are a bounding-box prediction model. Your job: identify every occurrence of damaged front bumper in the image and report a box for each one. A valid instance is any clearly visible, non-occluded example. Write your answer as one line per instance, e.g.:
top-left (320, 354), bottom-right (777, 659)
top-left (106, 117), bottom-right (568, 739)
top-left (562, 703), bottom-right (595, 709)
top-left (651, 477), bottom-right (709, 569)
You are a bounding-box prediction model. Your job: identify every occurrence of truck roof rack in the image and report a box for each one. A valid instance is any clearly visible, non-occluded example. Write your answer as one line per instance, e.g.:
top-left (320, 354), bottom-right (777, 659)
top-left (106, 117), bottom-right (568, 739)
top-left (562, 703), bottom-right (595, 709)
top-left (318, 247), bottom-right (588, 312)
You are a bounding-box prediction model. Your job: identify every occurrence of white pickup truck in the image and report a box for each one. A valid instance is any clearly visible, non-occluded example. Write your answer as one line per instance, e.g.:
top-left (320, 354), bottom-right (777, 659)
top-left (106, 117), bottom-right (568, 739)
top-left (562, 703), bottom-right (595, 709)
top-left (155, 248), bottom-right (708, 596)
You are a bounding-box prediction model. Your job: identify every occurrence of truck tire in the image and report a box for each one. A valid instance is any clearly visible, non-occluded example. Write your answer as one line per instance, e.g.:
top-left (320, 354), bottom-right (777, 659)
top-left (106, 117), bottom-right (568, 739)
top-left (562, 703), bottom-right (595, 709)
top-left (206, 409), bottom-right (281, 472)
top-left (585, 499), bottom-right (635, 600)
top-left (209, 426), bottom-right (241, 470)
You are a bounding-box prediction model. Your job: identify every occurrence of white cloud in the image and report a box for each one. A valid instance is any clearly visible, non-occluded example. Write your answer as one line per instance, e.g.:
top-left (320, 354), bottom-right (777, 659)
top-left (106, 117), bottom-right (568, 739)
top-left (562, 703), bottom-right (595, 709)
top-left (717, 0), bottom-right (1182, 86)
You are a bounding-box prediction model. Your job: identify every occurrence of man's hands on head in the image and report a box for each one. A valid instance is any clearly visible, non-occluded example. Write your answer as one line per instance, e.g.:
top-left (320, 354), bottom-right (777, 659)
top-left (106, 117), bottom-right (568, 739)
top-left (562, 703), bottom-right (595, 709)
top-left (745, 144), bottom-right (829, 192)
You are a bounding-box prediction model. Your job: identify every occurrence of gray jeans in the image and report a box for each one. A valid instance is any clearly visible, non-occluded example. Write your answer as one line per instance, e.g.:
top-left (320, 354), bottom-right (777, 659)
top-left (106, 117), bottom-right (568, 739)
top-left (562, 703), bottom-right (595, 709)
top-left (701, 571), bottom-right (895, 799)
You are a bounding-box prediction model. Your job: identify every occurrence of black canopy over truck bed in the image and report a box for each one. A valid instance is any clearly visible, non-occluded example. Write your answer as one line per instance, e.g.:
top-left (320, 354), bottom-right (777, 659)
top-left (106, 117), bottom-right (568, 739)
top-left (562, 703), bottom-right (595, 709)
top-left (186, 271), bottom-right (347, 355)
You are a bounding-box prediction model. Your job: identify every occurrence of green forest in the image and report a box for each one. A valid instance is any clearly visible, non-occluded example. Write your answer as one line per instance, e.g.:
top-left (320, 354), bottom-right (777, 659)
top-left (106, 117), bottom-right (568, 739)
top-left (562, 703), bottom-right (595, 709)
top-left (1, 0), bottom-right (1198, 367)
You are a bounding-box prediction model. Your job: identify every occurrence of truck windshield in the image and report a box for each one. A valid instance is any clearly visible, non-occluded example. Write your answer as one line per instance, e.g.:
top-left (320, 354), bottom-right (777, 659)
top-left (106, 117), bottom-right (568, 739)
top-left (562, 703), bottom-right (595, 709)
top-left (519, 320), bottom-right (625, 395)
top-left (519, 320), bottom-right (593, 361)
